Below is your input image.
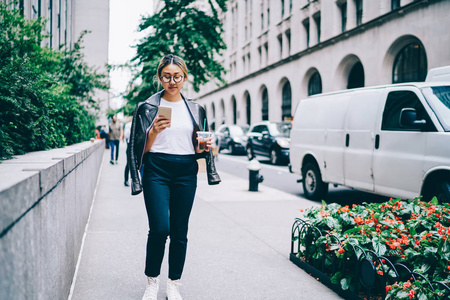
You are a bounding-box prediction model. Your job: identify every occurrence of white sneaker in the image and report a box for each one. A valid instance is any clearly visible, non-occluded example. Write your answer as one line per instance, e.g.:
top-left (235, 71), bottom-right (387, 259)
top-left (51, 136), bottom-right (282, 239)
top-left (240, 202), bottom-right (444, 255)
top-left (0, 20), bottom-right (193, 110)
top-left (142, 276), bottom-right (159, 300)
top-left (166, 279), bottom-right (182, 300)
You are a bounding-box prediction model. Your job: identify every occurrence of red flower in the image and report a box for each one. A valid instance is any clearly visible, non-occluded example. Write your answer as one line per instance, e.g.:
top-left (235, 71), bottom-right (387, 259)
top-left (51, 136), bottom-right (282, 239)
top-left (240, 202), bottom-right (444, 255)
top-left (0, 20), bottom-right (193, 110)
top-left (377, 270), bottom-right (383, 275)
top-left (408, 290), bottom-right (416, 299)
top-left (386, 285), bottom-right (392, 292)
top-left (338, 247), bottom-right (345, 254)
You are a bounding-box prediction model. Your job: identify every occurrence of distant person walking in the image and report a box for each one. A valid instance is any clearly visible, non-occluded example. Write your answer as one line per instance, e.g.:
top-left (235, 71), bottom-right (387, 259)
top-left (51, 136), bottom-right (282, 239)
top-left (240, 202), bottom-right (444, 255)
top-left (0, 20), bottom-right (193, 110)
top-left (109, 115), bottom-right (123, 164)
top-left (127, 54), bottom-right (221, 300)
top-left (123, 117), bottom-right (132, 186)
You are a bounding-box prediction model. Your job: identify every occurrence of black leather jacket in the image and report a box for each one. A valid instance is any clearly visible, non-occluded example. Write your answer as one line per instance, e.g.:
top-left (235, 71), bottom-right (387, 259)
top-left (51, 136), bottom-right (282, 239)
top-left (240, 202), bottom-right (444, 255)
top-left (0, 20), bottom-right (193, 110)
top-left (127, 90), bottom-right (221, 195)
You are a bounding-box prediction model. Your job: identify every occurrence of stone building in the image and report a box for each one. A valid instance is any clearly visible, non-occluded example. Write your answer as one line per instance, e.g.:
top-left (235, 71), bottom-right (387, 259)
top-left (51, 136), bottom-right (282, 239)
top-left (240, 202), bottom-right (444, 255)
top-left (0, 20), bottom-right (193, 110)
top-left (5, 0), bottom-right (110, 126)
top-left (191, 0), bottom-right (450, 130)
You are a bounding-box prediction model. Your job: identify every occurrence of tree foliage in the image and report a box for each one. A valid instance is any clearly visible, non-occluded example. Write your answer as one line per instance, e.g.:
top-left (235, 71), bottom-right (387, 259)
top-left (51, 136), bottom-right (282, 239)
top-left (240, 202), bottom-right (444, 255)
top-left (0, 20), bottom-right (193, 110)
top-left (124, 0), bottom-right (228, 110)
top-left (0, 4), bottom-right (109, 160)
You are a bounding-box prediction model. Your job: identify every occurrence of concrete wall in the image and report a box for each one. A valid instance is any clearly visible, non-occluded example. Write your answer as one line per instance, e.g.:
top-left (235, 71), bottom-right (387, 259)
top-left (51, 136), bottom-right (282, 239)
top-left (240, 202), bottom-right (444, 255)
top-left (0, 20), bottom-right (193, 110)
top-left (0, 140), bottom-right (104, 300)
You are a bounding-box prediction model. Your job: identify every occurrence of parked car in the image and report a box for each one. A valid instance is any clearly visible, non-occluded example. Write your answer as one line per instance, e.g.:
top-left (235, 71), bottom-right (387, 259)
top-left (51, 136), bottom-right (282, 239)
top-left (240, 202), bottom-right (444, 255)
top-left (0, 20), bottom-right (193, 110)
top-left (246, 121), bottom-right (291, 165)
top-left (215, 124), bottom-right (248, 155)
top-left (289, 74), bottom-right (450, 202)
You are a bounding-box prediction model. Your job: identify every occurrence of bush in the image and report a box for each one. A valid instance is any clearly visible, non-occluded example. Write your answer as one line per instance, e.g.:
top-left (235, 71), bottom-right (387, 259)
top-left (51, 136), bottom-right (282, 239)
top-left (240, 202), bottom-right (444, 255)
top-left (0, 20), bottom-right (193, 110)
top-left (293, 197), bottom-right (450, 299)
top-left (0, 4), bottom-right (108, 160)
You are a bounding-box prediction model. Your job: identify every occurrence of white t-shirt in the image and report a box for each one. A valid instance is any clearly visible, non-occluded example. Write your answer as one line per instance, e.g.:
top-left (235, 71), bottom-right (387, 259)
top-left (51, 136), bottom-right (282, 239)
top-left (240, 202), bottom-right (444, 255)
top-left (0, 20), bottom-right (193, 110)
top-left (150, 98), bottom-right (195, 155)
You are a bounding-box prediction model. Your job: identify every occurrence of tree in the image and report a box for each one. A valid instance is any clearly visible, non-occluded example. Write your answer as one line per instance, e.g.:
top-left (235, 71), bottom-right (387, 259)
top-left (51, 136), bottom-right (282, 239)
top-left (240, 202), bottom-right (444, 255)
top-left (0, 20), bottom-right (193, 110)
top-left (125, 0), bottom-right (228, 109)
top-left (0, 3), bottom-right (109, 160)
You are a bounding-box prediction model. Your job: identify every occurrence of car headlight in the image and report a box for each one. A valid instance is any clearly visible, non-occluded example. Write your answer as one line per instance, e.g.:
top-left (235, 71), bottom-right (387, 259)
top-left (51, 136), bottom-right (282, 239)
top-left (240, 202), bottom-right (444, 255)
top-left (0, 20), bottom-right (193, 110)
top-left (277, 138), bottom-right (290, 148)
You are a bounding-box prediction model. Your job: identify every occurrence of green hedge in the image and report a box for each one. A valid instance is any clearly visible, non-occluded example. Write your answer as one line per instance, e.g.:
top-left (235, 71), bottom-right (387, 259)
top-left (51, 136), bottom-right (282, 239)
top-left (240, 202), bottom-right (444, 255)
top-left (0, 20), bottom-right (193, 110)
top-left (0, 4), bottom-right (108, 160)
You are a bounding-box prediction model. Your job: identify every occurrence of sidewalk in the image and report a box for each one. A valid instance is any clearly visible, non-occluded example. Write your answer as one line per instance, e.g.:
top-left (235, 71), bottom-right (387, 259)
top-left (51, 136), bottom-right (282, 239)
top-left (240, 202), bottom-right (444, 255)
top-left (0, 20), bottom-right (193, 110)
top-left (69, 143), bottom-right (344, 300)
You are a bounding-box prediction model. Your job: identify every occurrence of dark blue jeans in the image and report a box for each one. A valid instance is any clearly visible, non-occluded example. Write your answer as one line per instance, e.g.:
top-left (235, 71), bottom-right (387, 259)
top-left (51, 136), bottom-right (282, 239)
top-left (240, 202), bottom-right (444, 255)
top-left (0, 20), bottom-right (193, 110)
top-left (142, 152), bottom-right (198, 280)
top-left (110, 140), bottom-right (119, 161)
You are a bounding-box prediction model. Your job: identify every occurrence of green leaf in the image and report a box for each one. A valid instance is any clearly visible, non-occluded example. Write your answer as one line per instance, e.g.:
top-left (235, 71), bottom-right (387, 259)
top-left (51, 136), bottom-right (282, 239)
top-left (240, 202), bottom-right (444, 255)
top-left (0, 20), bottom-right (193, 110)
top-left (340, 277), bottom-right (351, 290)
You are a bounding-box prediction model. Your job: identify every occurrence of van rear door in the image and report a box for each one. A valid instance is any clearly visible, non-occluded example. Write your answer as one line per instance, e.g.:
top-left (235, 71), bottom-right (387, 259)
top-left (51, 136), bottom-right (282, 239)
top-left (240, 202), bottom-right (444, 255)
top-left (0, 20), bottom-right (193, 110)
top-left (343, 91), bottom-right (383, 192)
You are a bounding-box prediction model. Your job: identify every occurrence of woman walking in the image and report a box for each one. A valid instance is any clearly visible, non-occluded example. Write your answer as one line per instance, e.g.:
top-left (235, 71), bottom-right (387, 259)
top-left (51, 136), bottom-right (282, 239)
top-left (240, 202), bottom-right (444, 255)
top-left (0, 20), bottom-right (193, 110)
top-left (127, 54), bottom-right (221, 300)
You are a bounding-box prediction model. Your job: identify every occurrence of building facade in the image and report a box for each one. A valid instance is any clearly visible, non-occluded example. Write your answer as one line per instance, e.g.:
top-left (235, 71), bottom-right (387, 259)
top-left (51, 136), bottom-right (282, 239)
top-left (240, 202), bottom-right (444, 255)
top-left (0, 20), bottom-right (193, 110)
top-left (4, 0), bottom-right (110, 126)
top-left (192, 0), bottom-right (450, 130)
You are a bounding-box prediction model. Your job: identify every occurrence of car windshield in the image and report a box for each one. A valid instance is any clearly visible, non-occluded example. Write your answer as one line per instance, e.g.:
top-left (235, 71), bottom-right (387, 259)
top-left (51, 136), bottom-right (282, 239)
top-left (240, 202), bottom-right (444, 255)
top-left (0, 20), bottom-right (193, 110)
top-left (229, 126), bottom-right (245, 136)
top-left (268, 122), bottom-right (291, 137)
top-left (422, 86), bottom-right (450, 131)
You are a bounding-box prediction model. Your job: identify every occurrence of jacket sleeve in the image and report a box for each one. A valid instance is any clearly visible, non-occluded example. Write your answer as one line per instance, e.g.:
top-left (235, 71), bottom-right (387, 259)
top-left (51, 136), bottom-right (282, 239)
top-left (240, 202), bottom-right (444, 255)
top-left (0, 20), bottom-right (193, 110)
top-left (128, 105), bottom-right (143, 195)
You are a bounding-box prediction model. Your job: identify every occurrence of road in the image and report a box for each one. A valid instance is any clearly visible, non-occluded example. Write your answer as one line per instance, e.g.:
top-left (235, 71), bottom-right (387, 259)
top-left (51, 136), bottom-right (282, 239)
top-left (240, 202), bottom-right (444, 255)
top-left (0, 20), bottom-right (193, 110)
top-left (215, 152), bottom-right (390, 206)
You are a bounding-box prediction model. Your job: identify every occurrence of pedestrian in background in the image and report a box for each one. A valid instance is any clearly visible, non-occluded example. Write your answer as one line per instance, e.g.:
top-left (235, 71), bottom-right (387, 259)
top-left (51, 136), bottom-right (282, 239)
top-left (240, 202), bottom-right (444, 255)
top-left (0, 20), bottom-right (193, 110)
top-left (123, 117), bottom-right (132, 186)
top-left (127, 54), bottom-right (221, 300)
top-left (109, 114), bottom-right (123, 164)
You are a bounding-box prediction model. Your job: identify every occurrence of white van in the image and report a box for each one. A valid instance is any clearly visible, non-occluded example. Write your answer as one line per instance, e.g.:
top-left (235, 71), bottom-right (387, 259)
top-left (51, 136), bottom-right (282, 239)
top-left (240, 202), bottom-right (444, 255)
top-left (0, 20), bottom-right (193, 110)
top-left (289, 79), bottom-right (450, 202)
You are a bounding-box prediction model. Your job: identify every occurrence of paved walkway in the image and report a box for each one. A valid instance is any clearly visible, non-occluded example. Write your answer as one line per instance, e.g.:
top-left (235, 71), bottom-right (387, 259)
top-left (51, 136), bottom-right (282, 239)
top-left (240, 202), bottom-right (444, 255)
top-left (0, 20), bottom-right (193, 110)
top-left (69, 143), bottom-right (344, 300)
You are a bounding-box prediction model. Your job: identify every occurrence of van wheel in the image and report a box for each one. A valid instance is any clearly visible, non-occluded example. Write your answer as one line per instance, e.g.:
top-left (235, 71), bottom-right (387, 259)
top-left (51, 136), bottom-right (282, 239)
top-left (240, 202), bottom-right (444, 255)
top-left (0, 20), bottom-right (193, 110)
top-left (302, 163), bottom-right (328, 200)
top-left (246, 146), bottom-right (254, 160)
top-left (270, 149), bottom-right (280, 165)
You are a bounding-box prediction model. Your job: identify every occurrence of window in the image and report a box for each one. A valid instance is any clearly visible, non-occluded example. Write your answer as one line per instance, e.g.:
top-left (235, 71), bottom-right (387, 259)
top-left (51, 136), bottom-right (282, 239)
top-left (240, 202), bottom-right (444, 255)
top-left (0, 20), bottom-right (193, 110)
top-left (262, 89), bottom-right (269, 121)
top-left (267, 8), bottom-right (270, 26)
top-left (314, 13), bottom-right (321, 43)
top-left (264, 42), bottom-right (269, 65)
top-left (281, 0), bottom-right (285, 18)
top-left (278, 34), bottom-right (283, 59)
top-left (289, 0), bottom-right (293, 13)
top-left (340, 2), bottom-right (347, 32)
top-left (391, 0), bottom-right (401, 10)
top-left (355, 0), bottom-right (363, 26)
top-left (303, 19), bottom-right (310, 48)
top-left (32, 0), bottom-right (41, 19)
top-left (308, 72), bottom-right (322, 96)
top-left (261, 13), bottom-right (264, 30)
top-left (282, 82), bottom-right (292, 121)
top-left (233, 98), bottom-right (237, 124)
top-left (285, 29), bottom-right (291, 55)
top-left (347, 62), bottom-right (365, 89)
top-left (392, 42), bottom-right (427, 83)
top-left (381, 91), bottom-right (435, 131)
top-left (246, 94), bottom-right (251, 124)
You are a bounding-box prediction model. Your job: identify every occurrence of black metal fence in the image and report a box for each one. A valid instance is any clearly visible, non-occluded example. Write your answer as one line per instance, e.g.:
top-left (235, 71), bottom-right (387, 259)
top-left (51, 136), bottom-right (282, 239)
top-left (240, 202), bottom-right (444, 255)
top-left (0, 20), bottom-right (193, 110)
top-left (290, 218), bottom-right (450, 300)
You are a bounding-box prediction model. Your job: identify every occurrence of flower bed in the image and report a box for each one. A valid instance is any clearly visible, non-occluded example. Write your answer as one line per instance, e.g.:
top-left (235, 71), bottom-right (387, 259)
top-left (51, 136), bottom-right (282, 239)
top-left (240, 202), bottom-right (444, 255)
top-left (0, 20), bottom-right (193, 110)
top-left (290, 197), bottom-right (450, 299)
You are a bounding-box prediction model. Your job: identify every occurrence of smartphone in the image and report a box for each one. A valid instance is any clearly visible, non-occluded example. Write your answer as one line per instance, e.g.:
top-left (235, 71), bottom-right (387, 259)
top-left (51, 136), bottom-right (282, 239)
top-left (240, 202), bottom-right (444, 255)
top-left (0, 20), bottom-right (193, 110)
top-left (158, 106), bottom-right (172, 127)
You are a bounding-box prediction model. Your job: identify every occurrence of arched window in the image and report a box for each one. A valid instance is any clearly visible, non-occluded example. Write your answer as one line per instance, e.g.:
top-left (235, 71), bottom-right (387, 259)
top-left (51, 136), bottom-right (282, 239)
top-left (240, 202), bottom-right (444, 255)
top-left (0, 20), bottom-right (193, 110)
top-left (220, 100), bottom-right (226, 125)
top-left (232, 97), bottom-right (237, 124)
top-left (308, 72), bottom-right (322, 96)
top-left (347, 62), bottom-right (365, 89)
top-left (282, 81), bottom-right (292, 120)
top-left (211, 103), bottom-right (216, 131)
top-left (392, 42), bottom-right (427, 83)
top-left (262, 89), bottom-right (269, 121)
top-left (246, 94), bottom-right (251, 125)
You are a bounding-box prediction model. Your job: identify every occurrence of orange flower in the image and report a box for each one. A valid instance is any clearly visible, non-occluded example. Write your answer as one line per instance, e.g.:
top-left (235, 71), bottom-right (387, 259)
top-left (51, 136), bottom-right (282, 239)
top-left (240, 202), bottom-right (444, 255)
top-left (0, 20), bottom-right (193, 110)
top-left (298, 209), bottom-right (304, 213)
top-left (354, 216), bottom-right (363, 225)
top-left (377, 270), bottom-right (383, 275)
top-left (408, 290), bottom-right (416, 299)
top-left (386, 285), bottom-right (392, 292)
top-left (403, 280), bottom-right (411, 289)
top-left (338, 247), bottom-right (345, 254)
top-left (320, 210), bottom-right (330, 217)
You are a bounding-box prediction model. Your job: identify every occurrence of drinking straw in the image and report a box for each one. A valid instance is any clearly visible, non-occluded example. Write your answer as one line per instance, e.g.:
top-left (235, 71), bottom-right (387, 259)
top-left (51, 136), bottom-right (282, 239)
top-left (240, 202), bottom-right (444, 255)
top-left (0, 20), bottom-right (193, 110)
top-left (203, 119), bottom-right (206, 131)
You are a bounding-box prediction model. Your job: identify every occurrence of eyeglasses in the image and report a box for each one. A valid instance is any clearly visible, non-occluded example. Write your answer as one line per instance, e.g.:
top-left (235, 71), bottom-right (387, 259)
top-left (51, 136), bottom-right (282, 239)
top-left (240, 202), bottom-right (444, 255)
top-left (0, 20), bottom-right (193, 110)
top-left (160, 75), bottom-right (184, 83)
